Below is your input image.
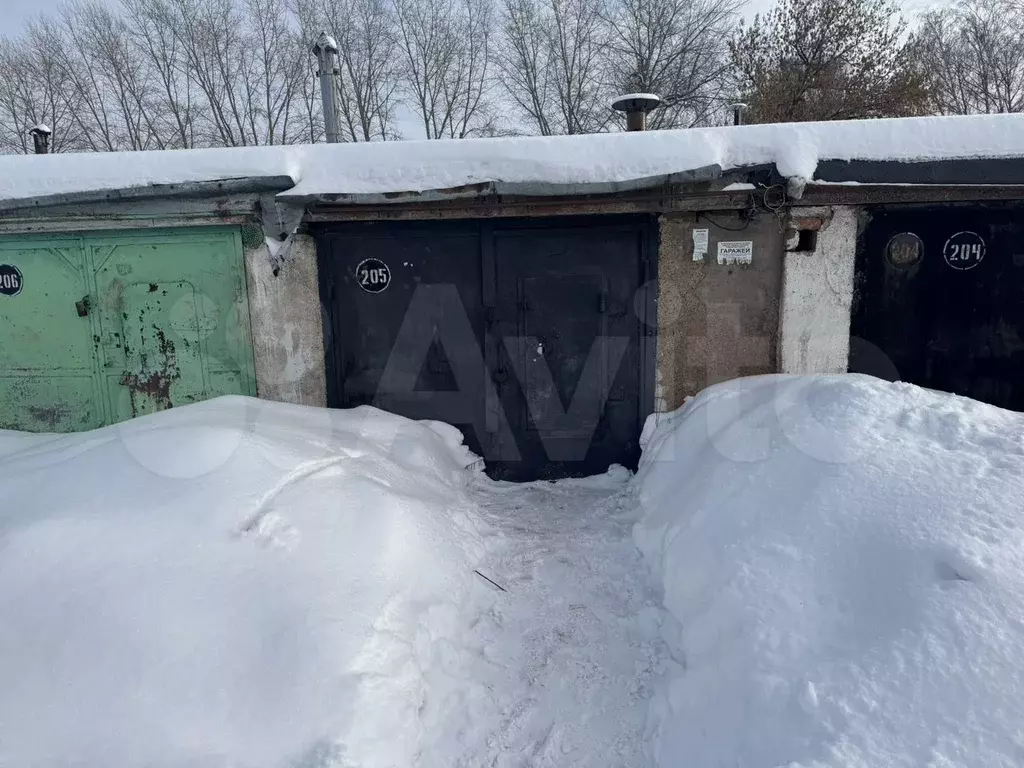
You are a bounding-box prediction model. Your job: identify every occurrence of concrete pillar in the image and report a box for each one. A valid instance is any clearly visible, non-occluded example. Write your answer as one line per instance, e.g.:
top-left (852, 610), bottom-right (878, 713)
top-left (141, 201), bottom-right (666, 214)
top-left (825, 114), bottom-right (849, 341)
top-left (244, 233), bottom-right (327, 406)
top-left (778, 206), bottom-right (858, 375)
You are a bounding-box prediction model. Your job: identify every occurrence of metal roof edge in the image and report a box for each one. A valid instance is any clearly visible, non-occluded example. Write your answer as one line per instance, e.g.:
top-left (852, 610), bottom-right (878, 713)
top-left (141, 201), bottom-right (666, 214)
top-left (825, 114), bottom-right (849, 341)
top-left (0, 175), bottom-right (296, 214)
top-left (493, 165), bottom-right (723, 196)
top-left (815, 157), bottom-right (1024, 185)
top-left (284, 164), bottom-right (724, 206)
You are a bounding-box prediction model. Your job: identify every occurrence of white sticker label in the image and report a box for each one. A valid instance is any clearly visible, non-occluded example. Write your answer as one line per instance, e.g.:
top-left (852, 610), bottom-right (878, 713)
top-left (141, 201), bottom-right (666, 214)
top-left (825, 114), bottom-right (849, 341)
top-left (692, 228), bottom-right (709, 261)
top-left (718, 240), bottom-right (753, 265)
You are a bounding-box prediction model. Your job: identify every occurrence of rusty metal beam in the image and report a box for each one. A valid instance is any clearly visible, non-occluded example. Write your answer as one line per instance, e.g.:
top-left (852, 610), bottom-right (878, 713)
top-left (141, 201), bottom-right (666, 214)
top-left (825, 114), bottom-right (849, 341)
top-left (304, 191), bottom-right (757, 221)
top-left (0, 212), bottom-right (257, 234)
top-left (305, 184), bottom-right (1024, 222)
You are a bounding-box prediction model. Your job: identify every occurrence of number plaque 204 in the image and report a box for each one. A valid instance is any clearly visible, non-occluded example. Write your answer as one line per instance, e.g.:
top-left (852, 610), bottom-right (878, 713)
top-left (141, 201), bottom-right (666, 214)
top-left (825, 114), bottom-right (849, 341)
top-left (943, 231), bottom-right (986, 271)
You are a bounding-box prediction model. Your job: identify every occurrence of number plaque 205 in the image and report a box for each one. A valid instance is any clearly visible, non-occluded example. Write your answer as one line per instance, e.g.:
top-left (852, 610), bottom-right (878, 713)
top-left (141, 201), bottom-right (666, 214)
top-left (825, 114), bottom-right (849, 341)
top-left (355, 258), bottom-right (392, 293)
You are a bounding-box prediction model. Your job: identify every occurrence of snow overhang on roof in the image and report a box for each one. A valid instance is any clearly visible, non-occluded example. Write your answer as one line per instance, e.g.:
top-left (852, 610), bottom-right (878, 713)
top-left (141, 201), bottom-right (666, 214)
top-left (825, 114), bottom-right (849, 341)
top-left (1, 113), bottom-right (1024, 212)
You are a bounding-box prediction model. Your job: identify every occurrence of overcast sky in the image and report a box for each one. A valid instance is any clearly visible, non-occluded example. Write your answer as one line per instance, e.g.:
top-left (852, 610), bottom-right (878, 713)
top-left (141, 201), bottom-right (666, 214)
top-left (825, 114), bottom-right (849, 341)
top-left (0, 0), bottom-right (954, 36)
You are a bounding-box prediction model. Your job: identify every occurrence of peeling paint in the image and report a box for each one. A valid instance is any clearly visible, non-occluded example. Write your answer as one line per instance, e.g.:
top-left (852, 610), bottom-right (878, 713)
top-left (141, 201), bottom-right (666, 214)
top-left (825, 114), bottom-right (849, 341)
top-left (120, 371), bottom-right (177, 414)
top-left (27, 404), bottom-right (71, 429)
top-left (121, 323), bottom-right (180, 416)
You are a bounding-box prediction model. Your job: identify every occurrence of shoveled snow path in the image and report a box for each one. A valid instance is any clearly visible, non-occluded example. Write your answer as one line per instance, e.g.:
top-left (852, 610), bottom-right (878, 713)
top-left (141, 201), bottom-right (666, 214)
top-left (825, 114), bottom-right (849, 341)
top-left (424, 469), bottom-right (670, 768)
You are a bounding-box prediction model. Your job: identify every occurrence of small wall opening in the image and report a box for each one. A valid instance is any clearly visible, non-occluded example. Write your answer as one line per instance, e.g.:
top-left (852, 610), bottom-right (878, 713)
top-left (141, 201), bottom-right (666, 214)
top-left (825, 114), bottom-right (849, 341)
top-left (796, 229), bottom-right (818, 252)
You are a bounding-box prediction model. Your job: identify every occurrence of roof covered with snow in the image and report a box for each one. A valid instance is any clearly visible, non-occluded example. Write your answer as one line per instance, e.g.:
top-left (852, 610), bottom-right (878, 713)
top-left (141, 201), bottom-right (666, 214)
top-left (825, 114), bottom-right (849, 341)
top-left (1, 114), bottom-right (1024, 209)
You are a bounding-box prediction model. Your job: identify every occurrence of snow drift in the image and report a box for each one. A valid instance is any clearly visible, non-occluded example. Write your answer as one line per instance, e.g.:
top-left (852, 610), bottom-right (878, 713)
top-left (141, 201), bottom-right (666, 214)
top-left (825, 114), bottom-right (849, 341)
top-left (0, 397), bottom-right (484, 768)
top-left (6, 375), bottom-right (1024, 768)
top-left (635, 375), bottom-right (1024, 768)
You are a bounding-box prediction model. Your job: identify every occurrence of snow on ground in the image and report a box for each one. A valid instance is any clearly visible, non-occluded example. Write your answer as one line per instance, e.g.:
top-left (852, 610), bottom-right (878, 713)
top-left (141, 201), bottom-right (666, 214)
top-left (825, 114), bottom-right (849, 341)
top-left (4, 376), bottom-right (1024, 767)
top-left (1, 113), bottom-right (1024, 204)
top-left (0, 396), bottom-right (666, 768)
top-left (0, 398), bottom-right (487, 768)
top-left (431, 470), bottom-right (667, 767)
top-left (635, 374), bottom-right (1024, 768)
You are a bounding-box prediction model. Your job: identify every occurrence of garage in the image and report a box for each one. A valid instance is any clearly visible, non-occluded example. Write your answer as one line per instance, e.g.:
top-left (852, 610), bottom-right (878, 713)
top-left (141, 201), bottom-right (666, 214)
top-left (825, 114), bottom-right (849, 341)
top-left (0, 227), bottom-right (257, 432)
top-left (850, 202), bottom-right (1024, 410)
top-left (316, 216), bottom-right (657, 481)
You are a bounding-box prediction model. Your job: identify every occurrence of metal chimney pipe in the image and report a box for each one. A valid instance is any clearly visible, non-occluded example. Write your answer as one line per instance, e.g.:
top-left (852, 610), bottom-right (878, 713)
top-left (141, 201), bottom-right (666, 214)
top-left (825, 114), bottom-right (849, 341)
top-left (626, 110), bottom-right (647, 132)
top-left (29, 124), bottom-right (51, 154)
top-left (611, 93), bottom-right (662, 132)
top-left (311, 32), bottom-right (341, 144)
top-left (730, 103), bottom-right (747, 126)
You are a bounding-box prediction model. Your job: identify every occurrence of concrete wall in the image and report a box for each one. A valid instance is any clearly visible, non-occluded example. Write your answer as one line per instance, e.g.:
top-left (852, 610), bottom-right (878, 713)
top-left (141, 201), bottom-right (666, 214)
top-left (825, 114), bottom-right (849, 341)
top-left (778, 206), bottom-right (858, 375)
top-left (244, 233), bottom-right (327, 407)
top-left (655, 211), bottom-right (784, 412)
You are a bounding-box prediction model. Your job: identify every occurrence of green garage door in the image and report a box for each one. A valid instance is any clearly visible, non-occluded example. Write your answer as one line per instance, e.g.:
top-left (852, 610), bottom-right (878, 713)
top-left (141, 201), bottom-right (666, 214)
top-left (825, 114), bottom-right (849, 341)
top-left (0, 227), bottom-right (256, 432)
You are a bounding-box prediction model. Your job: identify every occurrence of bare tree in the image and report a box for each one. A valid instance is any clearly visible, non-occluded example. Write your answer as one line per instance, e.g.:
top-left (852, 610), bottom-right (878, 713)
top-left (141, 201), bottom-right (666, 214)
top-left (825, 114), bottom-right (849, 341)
top-left (548, 0), bottom-right (610, 132)
top-left (497, 0), bottom-right (610, 134)
top-left (497, 0), bottom-right (555, 133)
top-left (730, 0), bottom-right (930, 123)
top-left (168, 0), bottom-right (260, 146)
top-left (121, 0), bottom-right (201, 148)
top-left (604, 0), bottom-right (740, 128)
top-left (918, 0), bottom-right (1024, 115)
top-left (394, 0), bottom-right (495, 137)
top-left (0, 23), bottom-right (84, 153)
top-left (56, 1), bottom-right (165, 151)
top-left (245, 0), bottom-right (310, 143)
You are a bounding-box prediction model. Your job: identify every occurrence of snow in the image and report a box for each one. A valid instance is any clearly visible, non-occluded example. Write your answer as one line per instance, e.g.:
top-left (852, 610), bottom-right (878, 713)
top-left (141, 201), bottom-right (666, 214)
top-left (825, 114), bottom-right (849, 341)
top-left (0, 114), bottom-right (1023, 205)
top-left (313, 31), bottom-right (339, 53)
top-left (0, 397), bottom-right (486, 768)
top-left (611, 92), bottom-right (663, 103)
top-left (610, 93), bottom-right (663, 109)
top-left (634, 374), bottom-right (1024, 767)
top-left (5, 375), bottom-right (1024, 767)
top-left (0, 396), bottom-right (667, 768)
top-left (429, 469), bottom-right (668, 766)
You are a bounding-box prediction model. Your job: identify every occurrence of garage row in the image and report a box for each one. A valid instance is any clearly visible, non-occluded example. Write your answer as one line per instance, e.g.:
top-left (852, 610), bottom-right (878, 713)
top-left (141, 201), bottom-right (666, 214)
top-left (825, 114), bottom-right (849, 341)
top-left (1, 190), bottom-right (1022, 480)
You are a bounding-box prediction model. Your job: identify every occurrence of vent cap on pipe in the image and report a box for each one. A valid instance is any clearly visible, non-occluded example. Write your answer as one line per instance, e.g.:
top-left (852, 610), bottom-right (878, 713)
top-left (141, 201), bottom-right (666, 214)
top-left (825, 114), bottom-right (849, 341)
top-left (611, 93), bottom-right (662, 131)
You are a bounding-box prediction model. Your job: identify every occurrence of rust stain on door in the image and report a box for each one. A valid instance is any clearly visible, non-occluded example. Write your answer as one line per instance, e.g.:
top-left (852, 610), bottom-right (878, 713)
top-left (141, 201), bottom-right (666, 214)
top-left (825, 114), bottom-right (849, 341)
top-left (119, 282), bottom-right (202, 418)
top-left (120, 325), bottom-right (181, 416)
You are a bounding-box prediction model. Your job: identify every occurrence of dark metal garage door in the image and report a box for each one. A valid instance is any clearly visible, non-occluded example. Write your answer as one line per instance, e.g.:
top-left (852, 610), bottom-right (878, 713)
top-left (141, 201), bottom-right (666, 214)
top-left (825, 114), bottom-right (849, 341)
top-left (316, 216), bottom-right (656, 481)
top-left (850, 203), bottom-right (1024, 410)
